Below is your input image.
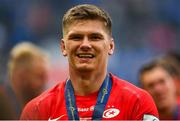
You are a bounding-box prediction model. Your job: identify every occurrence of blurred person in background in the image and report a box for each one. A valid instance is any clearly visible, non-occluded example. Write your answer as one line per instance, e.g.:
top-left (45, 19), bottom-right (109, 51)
top-left (3, 42), bottom-right (49, 119)
top-left (139, 57), bottom-right (180, 120)
top-left (162, 51), bottom-right (180, 97)
top-left (21, 4), bottom-right (159, 120)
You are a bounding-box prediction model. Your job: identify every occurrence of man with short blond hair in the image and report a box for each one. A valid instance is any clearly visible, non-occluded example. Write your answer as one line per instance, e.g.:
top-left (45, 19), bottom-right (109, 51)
top-left (21, 4), bottom-right (159, 120)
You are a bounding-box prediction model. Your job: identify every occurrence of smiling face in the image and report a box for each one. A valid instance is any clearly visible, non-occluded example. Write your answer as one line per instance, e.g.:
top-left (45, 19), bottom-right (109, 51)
top-left (61, 19), bottom-right (114, 73)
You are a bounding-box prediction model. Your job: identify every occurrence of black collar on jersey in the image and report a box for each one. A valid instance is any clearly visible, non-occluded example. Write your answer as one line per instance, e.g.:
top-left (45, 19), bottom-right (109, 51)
top-left (65, 74), bottom-right (112, 120)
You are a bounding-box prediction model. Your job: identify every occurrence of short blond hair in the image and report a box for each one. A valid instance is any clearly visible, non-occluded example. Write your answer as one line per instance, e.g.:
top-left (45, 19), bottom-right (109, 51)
top-left (8, 42), bottom-right (48, 79)
top-left (62, 4), bottom-right (112, 36)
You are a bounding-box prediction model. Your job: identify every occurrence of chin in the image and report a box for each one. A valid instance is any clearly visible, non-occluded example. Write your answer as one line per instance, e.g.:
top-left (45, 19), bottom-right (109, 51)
top-left (156, 101), bottom-right (167, 110)
top-left (76, 65), bottom-right (94, 72)
top-left (158, 105), bottom-right (169, 111)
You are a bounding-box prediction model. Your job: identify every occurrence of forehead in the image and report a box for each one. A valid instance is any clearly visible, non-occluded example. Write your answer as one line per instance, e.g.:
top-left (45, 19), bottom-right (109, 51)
top-left (64, 20), bottom-right (109, 37)
top-left (142, 67), bottom-right (171, 83)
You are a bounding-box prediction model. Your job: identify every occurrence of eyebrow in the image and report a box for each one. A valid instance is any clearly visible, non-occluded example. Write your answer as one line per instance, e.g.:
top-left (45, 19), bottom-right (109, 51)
top-left (67, 33), bottom-right (83, 38)
top-left (68, 32), bottom-right (104, 37)
top-left (90, 33), bottom-right (103, 36)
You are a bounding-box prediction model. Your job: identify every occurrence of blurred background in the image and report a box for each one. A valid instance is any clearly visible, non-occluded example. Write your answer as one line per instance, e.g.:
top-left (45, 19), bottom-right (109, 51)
top-left (0, 0), bottom-right (180, 87)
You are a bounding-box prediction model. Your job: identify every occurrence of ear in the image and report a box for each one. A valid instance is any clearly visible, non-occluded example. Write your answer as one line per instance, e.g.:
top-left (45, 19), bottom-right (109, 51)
top-left (108, 38), bottom-right (115, 55)
top-left (60, 39), bottom-right (67, 56)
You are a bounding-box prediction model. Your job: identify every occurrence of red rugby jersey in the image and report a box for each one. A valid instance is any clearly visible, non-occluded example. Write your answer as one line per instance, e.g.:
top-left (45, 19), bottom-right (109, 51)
top-left (20, 74), bottom-right (159, 120)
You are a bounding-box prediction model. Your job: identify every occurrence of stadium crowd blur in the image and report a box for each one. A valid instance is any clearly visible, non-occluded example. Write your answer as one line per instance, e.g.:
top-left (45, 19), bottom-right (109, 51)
top-left (0, 0), bottom-right (180, 119)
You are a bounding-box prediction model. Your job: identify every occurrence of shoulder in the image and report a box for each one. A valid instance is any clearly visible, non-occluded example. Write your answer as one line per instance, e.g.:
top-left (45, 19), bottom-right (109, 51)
top-left (111, 74), bottom-right (150, 99)
top-left (32, 81), bottom-right (66, 105)
top-left (20, 81), bottom-right (66, 119)
top-left (110, 73), bottom-right (157, 110)
top-left (110, 74), bottom-right (159, 119)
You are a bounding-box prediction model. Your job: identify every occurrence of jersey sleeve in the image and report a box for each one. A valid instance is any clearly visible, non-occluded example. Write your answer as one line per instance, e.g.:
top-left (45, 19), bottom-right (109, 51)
top-left (131, 89), bottom-right (159, 120)
top-left (20, 97), bottom-right (50, 120)
top-left (20, 100), bottom-right (41, 120)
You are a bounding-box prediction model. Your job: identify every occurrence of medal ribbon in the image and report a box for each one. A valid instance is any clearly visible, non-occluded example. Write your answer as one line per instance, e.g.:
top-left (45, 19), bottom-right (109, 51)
top-left (65, 74), bottom-right (112, 120)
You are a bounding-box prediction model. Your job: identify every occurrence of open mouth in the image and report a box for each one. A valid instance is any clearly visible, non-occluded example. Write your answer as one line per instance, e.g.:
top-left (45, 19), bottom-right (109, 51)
top-left (76, 53), bottom-right (95, 58)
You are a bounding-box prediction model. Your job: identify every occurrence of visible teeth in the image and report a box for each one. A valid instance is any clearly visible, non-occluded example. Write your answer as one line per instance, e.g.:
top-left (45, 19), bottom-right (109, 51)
top-left (78, 54), bottom-right (94, 58)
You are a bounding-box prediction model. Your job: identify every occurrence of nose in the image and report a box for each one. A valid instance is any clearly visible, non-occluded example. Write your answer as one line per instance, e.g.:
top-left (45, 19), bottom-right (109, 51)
top-left (79, 37), bottom-right (92, 50)
top-left (152, 83), bottom-right (164, 95)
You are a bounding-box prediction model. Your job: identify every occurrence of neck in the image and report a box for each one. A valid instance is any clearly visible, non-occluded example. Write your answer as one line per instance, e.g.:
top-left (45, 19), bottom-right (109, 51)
top-left (159, 100), bottom-right (177, 120)
top-left (69, 69), bottom-right (107, 96)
